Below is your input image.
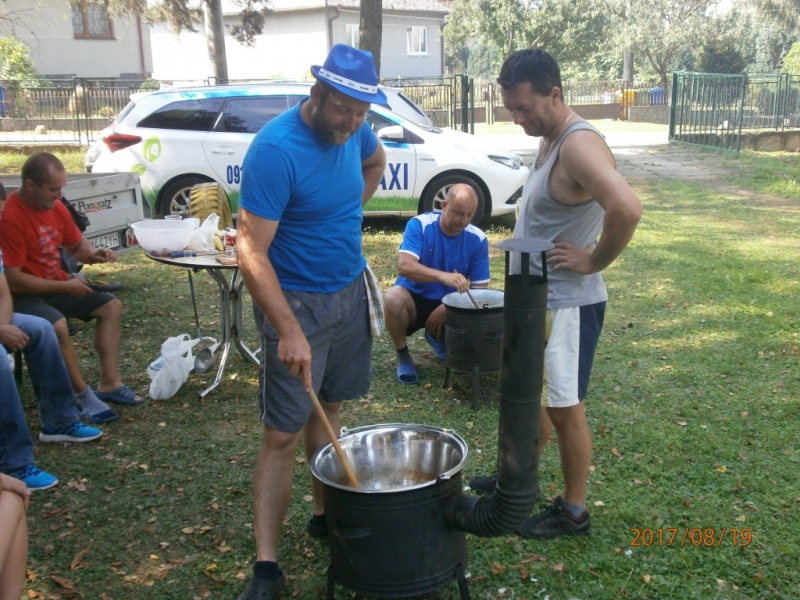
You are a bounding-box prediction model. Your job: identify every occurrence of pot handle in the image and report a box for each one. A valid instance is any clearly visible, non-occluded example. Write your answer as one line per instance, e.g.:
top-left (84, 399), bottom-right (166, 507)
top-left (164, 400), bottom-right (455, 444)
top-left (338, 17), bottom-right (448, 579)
top-left (334, 524), bottom-right (372, 540)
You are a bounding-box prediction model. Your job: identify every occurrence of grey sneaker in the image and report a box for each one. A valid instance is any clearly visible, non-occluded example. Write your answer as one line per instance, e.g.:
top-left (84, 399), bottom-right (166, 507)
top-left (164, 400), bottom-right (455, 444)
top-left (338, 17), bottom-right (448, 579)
top-left (516, 496), bottom-right (591, 539)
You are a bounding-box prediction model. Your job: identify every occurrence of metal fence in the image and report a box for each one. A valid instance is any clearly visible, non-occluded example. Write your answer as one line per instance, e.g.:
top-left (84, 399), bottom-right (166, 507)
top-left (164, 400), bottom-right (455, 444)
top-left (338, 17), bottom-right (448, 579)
top-left (384, 77), bottom-right (668, 128)
top-left (0, 77), bottom-right (151, 143)
top-left (669, 71), bottom-right (800, 151)
top-left (0, 74), bottom-right (675, 144)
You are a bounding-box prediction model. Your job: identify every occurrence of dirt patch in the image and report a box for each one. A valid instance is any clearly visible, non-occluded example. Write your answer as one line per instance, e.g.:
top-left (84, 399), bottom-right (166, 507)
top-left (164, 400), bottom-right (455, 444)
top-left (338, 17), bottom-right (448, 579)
top-left (613, 144), bottom-right (740, 182)
top-left (614, 143), bottom-right (800, 213)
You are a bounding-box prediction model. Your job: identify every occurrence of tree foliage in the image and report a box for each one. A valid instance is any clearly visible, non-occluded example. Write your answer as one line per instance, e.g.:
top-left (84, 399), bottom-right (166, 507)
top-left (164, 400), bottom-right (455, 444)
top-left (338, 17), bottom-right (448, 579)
top-left (697, 38), bottom-right (747, 73)
top-left (467, 39), bottom-right (500, 79)
top-left (444, 0), bottom-right (609, 75)
top-left (0, 37), bottom-right (40, 80)
top-left (109, 0), bottom-right (270, 46)
top-left (604, 0), bottom-right (720, 88)
top-left (748, 0), bottom-right (800, 30)
top-left (783, 40), bottom-right (800, 71)
top-left (750, 23), bottom-right (796, 71)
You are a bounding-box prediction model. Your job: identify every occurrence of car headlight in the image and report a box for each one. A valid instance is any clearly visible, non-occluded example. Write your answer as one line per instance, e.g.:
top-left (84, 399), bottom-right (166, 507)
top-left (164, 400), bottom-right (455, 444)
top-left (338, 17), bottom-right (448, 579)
top-left (488, 154), bottom-right (522, 170)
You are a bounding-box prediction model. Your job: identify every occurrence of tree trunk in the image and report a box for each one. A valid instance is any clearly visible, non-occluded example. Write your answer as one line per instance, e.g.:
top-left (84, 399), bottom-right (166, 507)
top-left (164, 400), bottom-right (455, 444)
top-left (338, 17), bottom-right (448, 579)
top-left (359, 0), bottom-right (382, 76)
top-left (204, 0), bottom-right (229, 84)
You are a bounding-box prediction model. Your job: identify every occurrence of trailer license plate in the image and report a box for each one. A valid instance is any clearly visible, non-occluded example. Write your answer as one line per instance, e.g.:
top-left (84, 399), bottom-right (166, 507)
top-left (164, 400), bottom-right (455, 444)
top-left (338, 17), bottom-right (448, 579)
top-left (89, 232), bottom-right (120, 250)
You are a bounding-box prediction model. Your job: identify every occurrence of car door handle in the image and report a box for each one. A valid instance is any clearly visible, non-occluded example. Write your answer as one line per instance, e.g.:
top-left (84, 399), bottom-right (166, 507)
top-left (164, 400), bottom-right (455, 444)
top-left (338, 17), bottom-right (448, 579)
top-left (210, 147), bottom-right (236, 156)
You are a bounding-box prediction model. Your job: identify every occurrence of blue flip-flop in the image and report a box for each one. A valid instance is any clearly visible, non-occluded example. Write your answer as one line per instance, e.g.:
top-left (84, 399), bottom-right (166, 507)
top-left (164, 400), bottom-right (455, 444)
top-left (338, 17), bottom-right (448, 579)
top-left (96, 385), bottom-right (145, 405)
top-left (78, 407), bottom-right (119, 424)
top-left (424, 331), bottom-right (447, 360)
top-left (396, 362), bottom-right (419, 385)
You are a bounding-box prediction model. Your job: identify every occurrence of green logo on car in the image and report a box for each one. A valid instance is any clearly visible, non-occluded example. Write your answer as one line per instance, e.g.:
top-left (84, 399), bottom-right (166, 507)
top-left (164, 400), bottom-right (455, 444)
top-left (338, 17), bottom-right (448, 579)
top-left (131, 163), bottom-right (146, 176)
top-left (143, 137), bottom-right (162, 162)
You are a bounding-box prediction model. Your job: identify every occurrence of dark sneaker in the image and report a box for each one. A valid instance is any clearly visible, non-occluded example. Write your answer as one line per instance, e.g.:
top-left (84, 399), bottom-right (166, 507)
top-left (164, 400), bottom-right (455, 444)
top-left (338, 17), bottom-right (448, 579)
top-left (307, 513), bottom-right (328, 538)
top-left (468, 473), bottom-right (498, 495)
top-left (516, 496), bottom-right (591, 539)
top-left (8, 464), bottom-right (59, 490)
top-left (237, 572), bottom-right (286, 600)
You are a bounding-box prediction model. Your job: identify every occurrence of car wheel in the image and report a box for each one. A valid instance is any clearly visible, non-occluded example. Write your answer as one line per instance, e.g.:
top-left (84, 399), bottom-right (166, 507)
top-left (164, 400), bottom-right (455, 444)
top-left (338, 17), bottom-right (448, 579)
top-left (420, 174), bottom-right (486, 225)
top-left (158, 176), bottom-right (212, 218)
top-left (190, 182), bottom-right (234, 229)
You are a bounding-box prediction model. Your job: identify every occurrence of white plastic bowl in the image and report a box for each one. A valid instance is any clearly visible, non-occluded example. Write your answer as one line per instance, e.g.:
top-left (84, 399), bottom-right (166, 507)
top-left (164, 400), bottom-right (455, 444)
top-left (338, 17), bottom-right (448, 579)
top-left (131, 220), bottom-right (195, 256)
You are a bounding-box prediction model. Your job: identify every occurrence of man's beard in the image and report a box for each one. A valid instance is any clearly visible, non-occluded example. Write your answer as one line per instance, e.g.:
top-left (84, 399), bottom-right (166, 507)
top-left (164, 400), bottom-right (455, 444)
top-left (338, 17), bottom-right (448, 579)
top-left (311, 104), bottom-right (353, 145)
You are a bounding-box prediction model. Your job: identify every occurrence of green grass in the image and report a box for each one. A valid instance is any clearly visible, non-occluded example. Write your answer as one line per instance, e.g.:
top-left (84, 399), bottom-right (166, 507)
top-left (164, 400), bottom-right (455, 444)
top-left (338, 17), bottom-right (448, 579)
top-left (7, 146), bottom-right (800, 599)
top-left (717, 149), bottom-right (800, 202)
top-left (0, 149), bottom-right (85, 175)
top-left (364, 195), bottom-right (419, 212)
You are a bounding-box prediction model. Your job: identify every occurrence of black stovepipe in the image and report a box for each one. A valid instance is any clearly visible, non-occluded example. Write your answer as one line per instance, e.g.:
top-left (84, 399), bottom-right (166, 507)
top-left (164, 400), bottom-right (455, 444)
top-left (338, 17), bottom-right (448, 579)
top-left (444, 241), bottom-right (550, 537)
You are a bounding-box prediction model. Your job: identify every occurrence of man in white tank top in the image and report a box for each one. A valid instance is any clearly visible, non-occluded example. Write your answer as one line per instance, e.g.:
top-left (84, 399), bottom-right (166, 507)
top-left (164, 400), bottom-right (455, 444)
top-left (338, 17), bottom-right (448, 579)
top-left (470, 48), bottom-right (642, 539)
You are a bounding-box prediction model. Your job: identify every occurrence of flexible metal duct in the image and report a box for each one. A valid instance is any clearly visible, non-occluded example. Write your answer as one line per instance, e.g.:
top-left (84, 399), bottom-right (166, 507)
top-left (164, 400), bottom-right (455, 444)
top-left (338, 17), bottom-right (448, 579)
top-left (444, 238), bottom-right (552, 537)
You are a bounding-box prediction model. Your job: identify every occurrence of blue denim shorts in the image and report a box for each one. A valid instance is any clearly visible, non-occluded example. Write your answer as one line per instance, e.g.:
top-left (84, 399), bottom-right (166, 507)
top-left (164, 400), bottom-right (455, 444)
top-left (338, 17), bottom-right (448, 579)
top-left (254, 275), bottom-right (372, 433)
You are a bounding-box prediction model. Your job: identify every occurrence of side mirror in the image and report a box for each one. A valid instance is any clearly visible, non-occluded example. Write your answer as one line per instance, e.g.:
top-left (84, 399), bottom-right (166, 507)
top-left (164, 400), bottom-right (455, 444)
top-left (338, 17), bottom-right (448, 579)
top-left (377, 125), bottom-right (405, 141)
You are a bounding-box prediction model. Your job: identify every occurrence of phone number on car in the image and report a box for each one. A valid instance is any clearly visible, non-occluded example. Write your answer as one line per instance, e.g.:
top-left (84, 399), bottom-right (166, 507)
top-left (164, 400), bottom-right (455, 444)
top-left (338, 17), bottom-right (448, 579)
top-left (630, 527), bottom-right (753, 547)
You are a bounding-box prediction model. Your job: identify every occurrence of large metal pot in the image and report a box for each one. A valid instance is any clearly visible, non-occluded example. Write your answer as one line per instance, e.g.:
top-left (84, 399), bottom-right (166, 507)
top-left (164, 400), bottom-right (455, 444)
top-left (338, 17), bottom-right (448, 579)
top-left (311, 424), bottom-right (470, 598)
top-left (442, 288), bottom-right (504, 313)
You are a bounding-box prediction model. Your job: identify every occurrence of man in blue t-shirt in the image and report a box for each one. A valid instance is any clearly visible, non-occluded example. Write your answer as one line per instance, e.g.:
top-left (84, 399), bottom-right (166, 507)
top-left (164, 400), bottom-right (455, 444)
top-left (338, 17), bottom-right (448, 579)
top-left (235, 44), bottom-right (386, 600)
top-left (384, 184), bottom-right (490, 384)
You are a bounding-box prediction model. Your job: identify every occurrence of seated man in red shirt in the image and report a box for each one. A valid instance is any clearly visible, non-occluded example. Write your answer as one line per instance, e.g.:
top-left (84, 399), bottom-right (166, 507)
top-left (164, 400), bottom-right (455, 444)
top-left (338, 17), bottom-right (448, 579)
top-left (0, 152), bottom-right (142, 412)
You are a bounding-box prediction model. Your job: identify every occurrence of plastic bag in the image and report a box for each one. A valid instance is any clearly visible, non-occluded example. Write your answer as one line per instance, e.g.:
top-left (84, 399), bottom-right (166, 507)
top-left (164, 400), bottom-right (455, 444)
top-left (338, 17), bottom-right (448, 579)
top-left (186, 213), bottom-right (220, 253)
top-left (148, 334), bottom-right (199, 400)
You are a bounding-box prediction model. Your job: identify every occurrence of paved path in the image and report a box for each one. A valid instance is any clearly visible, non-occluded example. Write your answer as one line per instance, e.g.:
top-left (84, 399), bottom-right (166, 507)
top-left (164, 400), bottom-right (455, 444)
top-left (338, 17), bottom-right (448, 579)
top-left (475, 128), bottom-right (740, 182)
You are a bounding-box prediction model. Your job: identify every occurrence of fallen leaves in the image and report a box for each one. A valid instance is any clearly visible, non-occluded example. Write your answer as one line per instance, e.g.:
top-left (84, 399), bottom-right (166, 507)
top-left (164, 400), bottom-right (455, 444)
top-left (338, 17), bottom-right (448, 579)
top-left (490, 561), bottom-right (507, 574)
top-left (69, 547), bottom-right (90, 571)
top-left (66, 479), bottom-right (88, 492)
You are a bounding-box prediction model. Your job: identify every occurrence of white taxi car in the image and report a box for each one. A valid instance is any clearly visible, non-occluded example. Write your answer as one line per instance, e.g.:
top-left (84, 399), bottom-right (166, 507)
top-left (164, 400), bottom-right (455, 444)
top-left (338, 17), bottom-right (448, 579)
top-left (90, 83), bottom-right (527, 222)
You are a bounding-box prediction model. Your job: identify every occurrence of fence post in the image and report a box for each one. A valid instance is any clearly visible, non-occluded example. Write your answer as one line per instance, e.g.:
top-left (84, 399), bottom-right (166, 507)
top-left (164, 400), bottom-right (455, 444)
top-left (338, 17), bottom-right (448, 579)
top-left (488, 82), bottom-right (494, 125)
top-left (668, 72), bottom-right (677, 139)
top-left (458, 75), bottom-right (469, 132)
top-left (736, 75), bottom-right (745, 153)
top-left (73, 76), bottom-right (85, 144)
top-left (777, 73), bottom-right (788, 131)
top-left (469, 77), bottom-right (474, 134)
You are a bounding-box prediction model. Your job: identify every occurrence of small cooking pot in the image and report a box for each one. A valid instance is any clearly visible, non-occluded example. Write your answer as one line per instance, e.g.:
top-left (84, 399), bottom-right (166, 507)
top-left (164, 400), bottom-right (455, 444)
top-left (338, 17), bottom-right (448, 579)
top-left (311, 424), bottom-right (469, 597)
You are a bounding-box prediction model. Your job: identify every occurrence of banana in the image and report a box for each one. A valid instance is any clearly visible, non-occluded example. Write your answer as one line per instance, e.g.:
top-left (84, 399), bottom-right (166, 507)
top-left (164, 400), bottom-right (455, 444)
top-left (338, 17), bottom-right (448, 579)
top-left (214, 236), bottom-right (224, 252)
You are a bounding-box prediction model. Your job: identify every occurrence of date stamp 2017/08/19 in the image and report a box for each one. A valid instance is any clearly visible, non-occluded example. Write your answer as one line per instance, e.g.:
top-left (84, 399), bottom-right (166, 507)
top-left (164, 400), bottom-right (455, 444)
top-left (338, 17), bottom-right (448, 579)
top-left (630, 527), bottom-right (753, 547)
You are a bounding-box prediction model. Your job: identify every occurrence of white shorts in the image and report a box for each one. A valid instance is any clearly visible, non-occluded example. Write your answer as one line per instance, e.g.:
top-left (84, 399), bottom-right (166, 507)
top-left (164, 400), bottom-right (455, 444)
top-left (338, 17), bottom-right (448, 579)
top-left (544, 302), bottom-right (606, 408)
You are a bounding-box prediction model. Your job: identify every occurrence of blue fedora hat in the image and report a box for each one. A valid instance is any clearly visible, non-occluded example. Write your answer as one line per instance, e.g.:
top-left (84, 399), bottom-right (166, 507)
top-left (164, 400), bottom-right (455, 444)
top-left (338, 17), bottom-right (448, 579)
top-left (311, 43), bottom-right (387, 104)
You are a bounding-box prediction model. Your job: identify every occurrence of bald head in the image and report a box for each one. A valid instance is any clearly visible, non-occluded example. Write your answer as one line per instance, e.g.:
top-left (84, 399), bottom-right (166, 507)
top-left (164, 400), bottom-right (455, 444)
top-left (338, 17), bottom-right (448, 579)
top-left (444, 183), bottom-right (478, 211)
top-left (440, 183), bottom-right (479, 236)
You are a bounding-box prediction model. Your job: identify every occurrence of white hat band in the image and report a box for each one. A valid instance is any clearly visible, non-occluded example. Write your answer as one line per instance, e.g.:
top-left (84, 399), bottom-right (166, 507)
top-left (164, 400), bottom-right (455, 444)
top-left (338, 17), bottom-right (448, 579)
top-left (318, 67), bottom-right (378, 94)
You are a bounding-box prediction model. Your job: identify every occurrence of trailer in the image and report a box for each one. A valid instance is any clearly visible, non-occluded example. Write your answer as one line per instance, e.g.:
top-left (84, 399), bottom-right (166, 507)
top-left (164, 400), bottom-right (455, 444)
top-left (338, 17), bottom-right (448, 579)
top-left (0, 171), bottom-right (148, 252)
